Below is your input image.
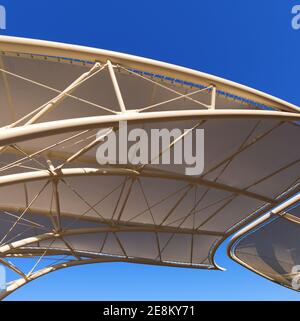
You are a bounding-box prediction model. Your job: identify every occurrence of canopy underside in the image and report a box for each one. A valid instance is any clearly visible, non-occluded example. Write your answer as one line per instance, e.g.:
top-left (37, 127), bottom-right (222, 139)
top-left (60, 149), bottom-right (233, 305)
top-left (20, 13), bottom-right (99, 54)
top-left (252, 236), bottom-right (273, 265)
top-left (0, 37), bottom-right (299, 298)
top-left (229, 193), bottom-right (300, 291)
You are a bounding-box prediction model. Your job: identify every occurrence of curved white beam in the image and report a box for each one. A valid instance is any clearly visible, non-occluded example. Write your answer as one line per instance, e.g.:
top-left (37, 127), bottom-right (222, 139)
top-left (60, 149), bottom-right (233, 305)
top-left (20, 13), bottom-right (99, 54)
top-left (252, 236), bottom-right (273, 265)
top-left (0, 110), bottom-right (299, 147)
top-left (0, 252), bottom-right (217, 300)
top-left (0, 203), bottom-right (223, 238)
top-left (0, 167), bottom-right (275, 203)
top-left (226, 192), bottom-right (300, 290)
top-left (0, 36), bottom-right (299, 113)
top-left (0, 257), bottom-right (117, 300)
top-left (228, 192), bottom-right (300, 243)
top-left (0, 226), bottom-right (224, 255)
top-left (0, 224), bottom-right (219, 300)
top-left (0, 225), bottom-right (224, 258)
top-left (0, 229), bottom-right (219, 265)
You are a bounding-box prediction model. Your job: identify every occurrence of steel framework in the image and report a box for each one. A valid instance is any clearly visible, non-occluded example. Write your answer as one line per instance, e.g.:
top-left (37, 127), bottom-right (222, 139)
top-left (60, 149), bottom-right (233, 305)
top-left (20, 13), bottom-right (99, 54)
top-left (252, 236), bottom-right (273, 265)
top-left (0, 36), bottom-right (298, 299)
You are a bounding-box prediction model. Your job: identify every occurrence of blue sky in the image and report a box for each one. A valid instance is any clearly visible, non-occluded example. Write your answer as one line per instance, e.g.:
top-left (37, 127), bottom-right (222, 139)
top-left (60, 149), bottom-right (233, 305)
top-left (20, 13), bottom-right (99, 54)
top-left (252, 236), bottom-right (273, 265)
top-left (0, 0), bottom-right (299, 300)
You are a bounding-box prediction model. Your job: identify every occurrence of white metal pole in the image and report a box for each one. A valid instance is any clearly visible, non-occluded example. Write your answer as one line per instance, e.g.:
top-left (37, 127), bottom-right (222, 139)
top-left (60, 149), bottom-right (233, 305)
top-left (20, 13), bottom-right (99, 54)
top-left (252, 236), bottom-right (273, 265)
top-left (107, 60), bottom-right (126, 113)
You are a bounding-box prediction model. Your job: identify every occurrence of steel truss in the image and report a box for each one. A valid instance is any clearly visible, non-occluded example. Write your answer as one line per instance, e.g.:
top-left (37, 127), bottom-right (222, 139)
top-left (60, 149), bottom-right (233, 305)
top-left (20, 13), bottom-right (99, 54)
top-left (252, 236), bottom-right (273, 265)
top-left (0, 36), bottom-right (299, 299)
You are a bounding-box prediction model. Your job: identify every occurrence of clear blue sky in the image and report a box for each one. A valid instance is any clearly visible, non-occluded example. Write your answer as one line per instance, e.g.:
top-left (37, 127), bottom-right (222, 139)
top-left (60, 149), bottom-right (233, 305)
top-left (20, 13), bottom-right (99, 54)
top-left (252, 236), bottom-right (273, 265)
top-left (1, 0), bottom-right (299, 300)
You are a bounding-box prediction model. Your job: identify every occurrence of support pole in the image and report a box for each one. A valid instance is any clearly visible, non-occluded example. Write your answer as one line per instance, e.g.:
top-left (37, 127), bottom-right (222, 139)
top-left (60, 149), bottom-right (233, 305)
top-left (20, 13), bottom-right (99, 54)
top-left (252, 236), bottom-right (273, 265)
top-left (107, 60), bottom-right (126, 113)
top-left (210, 85), bottom-right (216, 109)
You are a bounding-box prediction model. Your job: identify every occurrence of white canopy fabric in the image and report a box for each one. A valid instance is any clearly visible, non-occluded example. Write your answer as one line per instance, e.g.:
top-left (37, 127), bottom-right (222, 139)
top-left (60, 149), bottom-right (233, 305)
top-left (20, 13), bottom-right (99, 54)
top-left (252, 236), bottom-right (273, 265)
top-left (0, 37), bottom-right (299, 298)
top-left (229, 193), bottom-right (300, 291)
